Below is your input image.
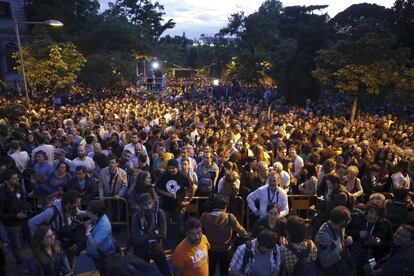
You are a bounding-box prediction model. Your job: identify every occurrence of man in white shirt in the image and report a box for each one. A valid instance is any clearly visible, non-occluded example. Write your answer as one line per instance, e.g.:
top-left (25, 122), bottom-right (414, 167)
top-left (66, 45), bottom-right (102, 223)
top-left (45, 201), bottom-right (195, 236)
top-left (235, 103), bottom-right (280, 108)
top-left (247, 171), bottom-right (289, 219)
top-left (70, 146), bottom-right (95, 173)
top-left (8, 140), bottom-right (29, 173)
top-left (288, 147), bottom-right (304, 178)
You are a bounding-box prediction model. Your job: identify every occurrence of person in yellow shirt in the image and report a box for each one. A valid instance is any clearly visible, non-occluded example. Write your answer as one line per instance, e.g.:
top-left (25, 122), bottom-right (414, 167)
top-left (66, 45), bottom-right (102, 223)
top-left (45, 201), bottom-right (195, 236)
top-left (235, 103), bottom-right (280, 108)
top-left (172, 218), bottom-right (210, 276)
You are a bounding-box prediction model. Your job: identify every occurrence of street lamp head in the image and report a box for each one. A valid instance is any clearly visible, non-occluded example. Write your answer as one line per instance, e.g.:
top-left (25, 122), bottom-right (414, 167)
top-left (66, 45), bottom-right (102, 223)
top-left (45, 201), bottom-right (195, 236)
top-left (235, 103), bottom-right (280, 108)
top-left (44, 20), bottom-right (64, 27)
top-left (152, 61), bottom-right (159, 69)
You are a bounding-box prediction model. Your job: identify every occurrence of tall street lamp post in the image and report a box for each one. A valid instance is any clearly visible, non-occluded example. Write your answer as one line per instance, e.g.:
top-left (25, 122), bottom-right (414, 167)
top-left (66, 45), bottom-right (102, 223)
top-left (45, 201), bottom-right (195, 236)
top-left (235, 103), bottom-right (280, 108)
top-left (12, 19), bottom-right (63, 104)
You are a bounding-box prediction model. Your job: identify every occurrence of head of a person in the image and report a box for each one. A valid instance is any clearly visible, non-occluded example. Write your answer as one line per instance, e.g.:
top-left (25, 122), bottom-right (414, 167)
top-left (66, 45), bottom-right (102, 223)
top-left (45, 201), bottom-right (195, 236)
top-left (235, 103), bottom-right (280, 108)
top-left (368, 193), bottom-right (386, 206)
top-left (61, 189), bottom-right (81, 211)
top-left (329, 206), bottom-right (351, 229)
top-left (77, 146), bottom-right (86, 159)
top-left (326, 172), bottom-right (343, 191)
top-left (393, 224), bottom-right (414, 247)
top-left (267, 203), bottom-right (280, 220)
top-left (369, 164), bottom-right (380, 177)
top-left (288, 147), bottom-right (297, 159)
top-left (131, 132), bottom-right (139, 144)
top-left (211, 194), bottom-right (228, 211)
top-left (286, 216), bottom-right (306, 243)
top-left (134, 143), bottom-right (144, 155)
top-left (257, 229), bottom-right (278, 254)
top-left (346, 166), bottom-right (359, 180)
top-left (322, 158), bottom-right (336, 173)
top-left (93, 143), bottom-right (102, 154)
top-left (75, 166), bottom-right (87, 180)
top-left (203, 150), bottom-right (213, 166)
top-left (365, 202), bottom-right (384, 224)
top-left (273, 162), bottom-right (283, 173)
top-left (185, 217), bottom-right (203, 246)
top-left (33, 226), bottom-right (59, 265)
top-left (167, 159), bottom-right (179, 175)
top-left (136, 171), bottom-right (152, 189)
top-left (138, 193), bottom-right (154, 214)
top-left (87, 200), bottom-right (106, 221)
top-left (121, 150), bottom-right (132, 161)
top-left (35, 150), bottom-right (47, 164)
top-left (257, 161), bottom-right (269, 179)
top-left (180, 157), bottom-right (190, 172)
top-left (267, 171), bottom-right (281, 192)
top-left (108, 155), bottom-right (119, 171)
top-left (56, 161), bottom-right (69, 175)
top-left (4, 169), bottom-right (19, 188)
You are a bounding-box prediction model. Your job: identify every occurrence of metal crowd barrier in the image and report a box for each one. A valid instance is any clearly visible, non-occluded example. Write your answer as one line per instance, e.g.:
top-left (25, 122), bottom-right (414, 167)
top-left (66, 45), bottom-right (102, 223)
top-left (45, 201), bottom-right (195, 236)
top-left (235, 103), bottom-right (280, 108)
top-left (100, 197), bottom-right (130, 240)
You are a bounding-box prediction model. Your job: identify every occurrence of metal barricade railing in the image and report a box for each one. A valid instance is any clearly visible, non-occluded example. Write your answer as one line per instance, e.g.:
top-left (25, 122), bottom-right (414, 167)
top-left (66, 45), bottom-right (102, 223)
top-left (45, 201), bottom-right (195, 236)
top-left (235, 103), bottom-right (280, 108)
top-left (100, 197), bottom-right (130, 240)
top-left (184, 196), bottom-right (209, 216)
top-left (288, 195), bottom-right (317, 220)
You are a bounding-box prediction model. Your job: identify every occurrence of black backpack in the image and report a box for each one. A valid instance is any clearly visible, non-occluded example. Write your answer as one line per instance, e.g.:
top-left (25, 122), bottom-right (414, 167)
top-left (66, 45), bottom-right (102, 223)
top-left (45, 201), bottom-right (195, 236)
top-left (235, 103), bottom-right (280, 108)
top-left (285, 241), bottom-right (317, 276)
top-left (241, 240), bottom-right (278, 273)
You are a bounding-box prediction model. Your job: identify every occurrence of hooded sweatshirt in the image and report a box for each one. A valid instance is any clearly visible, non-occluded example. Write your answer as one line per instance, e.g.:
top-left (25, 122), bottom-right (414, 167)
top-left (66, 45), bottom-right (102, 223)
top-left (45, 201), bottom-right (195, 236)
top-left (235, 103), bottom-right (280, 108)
top-left (200, 210), bottom-right (247, 252)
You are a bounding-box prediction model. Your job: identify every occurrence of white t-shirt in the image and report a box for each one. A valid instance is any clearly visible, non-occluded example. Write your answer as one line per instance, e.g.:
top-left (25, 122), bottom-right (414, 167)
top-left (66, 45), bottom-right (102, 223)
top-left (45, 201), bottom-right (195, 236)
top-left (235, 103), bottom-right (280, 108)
top-left (9, 151), bottom-right (30, 173)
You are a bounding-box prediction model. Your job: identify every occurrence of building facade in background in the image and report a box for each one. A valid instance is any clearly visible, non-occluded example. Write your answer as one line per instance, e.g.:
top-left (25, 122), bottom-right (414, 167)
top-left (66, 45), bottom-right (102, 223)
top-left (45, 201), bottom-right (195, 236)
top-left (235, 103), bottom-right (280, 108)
top-left (0, 0), bottom-right (26, 92)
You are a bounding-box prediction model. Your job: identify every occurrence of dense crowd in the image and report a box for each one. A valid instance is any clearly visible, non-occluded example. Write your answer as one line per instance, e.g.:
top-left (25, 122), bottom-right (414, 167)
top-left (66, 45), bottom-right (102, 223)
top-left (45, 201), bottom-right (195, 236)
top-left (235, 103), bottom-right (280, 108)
top-left (0, 76), bottom-right (413, 276)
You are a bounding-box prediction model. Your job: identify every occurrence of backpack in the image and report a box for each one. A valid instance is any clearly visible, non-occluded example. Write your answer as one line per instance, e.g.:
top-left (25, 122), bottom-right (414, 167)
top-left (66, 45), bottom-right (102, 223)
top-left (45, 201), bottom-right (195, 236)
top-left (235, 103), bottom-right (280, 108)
top-left (241, 240), bottom-right (278, 274)
top-left (285, 241), bottom-right (316, 276)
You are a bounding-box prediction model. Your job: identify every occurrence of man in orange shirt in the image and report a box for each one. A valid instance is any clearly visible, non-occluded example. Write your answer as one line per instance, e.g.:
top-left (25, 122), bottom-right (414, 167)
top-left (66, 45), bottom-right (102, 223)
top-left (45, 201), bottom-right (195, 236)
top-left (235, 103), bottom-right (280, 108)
top-left (172, 218), bottom-right (210, 276)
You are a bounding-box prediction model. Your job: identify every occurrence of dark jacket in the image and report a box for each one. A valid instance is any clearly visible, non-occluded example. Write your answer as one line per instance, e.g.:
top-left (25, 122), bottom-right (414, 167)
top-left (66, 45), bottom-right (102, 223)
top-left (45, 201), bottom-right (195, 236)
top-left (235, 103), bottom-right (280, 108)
top-left (0, 185), bottom-right (30, 226)
top-left (346, 216), bottom-right (393, 267)
top-left (200, 210), bottom-right (247, 252)
top-left (252, 216), bottom-right (287, 242)
top-left (65, 176), bottom-right (98, 202)
top-left (28, 247), bottom-right (70, 276)
top-left (131, 207), bottom-right (166, 254)
top-left (320, 186), bottom-right (348, 221)
top-left (370, 245), bottom-right (414, 276)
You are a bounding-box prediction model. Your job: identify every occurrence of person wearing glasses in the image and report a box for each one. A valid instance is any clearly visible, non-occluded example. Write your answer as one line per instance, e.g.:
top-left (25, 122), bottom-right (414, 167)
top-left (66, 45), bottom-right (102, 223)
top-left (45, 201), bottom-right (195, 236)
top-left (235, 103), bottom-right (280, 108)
top-left (29, 225), bottom-right (71, 276)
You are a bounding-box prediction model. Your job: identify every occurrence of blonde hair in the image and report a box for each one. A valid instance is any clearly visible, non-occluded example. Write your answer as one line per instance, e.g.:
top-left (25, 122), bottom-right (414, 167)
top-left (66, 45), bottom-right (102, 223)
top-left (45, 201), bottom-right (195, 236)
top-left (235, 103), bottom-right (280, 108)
top-left (347, 165), bottom-right (359, 176)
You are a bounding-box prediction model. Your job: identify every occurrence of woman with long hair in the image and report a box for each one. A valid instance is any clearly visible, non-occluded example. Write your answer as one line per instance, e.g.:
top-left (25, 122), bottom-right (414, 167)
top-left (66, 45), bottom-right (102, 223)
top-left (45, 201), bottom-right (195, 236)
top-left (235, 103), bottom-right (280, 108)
top-left (30, 225), bottom-right (71, 276)
top-left (47, 162), bottom-right (72, 191)
top-left (128, 171), bottom-right (158, 213)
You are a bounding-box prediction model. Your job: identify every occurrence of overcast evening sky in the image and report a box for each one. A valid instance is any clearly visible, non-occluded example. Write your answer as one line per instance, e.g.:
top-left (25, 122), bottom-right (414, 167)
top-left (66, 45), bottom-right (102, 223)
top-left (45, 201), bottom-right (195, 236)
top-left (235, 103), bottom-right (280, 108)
top-left (98, 0), bottom-right (395, 39)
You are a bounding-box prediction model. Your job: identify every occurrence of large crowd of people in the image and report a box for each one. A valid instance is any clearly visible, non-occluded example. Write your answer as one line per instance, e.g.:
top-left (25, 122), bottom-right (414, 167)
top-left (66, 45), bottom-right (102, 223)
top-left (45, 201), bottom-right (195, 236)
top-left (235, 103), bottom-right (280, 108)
top-left (0, 76), bottom-right (413, 276)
